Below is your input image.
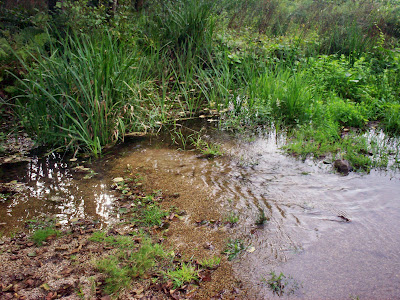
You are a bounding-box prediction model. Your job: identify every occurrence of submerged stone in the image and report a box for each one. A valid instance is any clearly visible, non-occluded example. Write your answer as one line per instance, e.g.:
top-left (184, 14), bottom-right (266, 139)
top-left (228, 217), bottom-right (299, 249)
top-left (333, 159), bottom-right (352, 175)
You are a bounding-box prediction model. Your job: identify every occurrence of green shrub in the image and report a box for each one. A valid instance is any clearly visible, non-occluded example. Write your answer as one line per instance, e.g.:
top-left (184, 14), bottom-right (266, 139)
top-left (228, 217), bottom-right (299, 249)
top-left (327, 98), bottom-right (367, 128)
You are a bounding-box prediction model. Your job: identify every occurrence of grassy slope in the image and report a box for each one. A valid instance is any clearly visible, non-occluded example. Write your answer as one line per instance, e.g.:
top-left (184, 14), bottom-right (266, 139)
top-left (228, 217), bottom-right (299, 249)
top-left (1, 0), bottom-right (399, 169)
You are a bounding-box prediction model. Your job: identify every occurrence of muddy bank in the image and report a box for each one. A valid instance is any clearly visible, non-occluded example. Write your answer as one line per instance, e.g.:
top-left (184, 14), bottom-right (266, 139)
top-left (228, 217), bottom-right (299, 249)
top-left (0, 138), bottom-right (247, 299)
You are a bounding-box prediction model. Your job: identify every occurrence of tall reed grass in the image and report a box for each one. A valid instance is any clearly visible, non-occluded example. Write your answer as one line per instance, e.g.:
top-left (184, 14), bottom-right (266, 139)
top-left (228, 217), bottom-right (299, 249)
top-left (14, 31), bottom-right (161, 156)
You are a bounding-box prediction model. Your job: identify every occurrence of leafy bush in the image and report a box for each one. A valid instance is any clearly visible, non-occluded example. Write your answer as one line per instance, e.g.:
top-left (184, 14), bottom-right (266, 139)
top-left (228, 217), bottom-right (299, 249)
top-left (327, 98), bottom-right (367, 128)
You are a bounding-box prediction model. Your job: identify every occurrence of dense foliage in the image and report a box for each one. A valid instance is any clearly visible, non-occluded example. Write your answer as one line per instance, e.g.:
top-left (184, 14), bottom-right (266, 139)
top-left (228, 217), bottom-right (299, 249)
top-left (0, 0), bottom-right (399, 169)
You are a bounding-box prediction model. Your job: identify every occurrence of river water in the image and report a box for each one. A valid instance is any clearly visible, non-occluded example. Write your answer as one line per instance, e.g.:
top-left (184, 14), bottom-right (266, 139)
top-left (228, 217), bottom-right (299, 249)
top-left (0, 129), bottom-right (399, 299)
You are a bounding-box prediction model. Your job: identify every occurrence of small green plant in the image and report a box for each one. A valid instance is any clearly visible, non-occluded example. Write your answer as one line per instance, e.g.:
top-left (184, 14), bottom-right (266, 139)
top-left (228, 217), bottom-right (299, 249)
top-left (265, 271), bottom-right (286, 295)
top-left (0, 192), bottom-right (10, 202)
top-left (224, 211), bottom-right (239, 225)
top-left (96, 256), bottom-right (131, 295)
top-left (199, 256), bottom-right (221, 269)
top-left (223, 239), bottom-right (247, 261)
top-left (142, 204), bottom-right (168, 227)
top-left (96, 238), bottom-right (165, 295)
top-left (170, 125), bottom-right (193, 150)
top-left (255, 208), bottom-right (268, 225)
top-left (165, 262), bottom-right (199, 288)
top-left (90, 231), bottom-right (137, 249)
top-left (31, 227), bottom-right (60, 246)
top-left (190, 135), bottom-right (224, 157)
top-left (263, 271), bottom-right (301, 296)
top-left (76, 284), bottom-right (85, 300)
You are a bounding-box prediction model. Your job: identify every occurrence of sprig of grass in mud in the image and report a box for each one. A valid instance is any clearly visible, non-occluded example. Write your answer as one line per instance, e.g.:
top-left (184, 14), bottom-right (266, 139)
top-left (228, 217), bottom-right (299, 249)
top-left (224, 211), bottom-right (239, 225)
top-left (223, 239), bottom-right (247, 261)
top-left (262, 270), bottom-right (302, 296)
top-left (255, 208), bottom-right (268, 225)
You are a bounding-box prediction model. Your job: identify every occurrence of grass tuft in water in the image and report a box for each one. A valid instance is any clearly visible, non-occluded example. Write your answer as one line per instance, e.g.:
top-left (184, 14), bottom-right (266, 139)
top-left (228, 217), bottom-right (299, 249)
top-left (263, 270), bottom-right (302, 296)
top-left (223, 239), bottom-right (247, 261)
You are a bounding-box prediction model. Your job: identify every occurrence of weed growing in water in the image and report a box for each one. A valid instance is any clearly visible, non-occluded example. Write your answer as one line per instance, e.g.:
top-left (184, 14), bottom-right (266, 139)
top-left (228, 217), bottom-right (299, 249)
top-left (255, 208), bottom-right (268, 225)
top-left (223, 239), bottom-right (247, 261)
top-left (263, 271), bottom-right (301, 296)
top-left (190, 134), bottom-right (224, 157)
top-left (224, 211), bottom-right (239, 225)
top-left (165, 262), bottom-right (199, 289)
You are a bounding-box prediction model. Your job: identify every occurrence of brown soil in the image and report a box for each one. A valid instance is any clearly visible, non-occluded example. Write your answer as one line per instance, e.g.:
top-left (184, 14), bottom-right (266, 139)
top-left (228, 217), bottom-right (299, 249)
top-left (0, 148), bottom-right (247, 299)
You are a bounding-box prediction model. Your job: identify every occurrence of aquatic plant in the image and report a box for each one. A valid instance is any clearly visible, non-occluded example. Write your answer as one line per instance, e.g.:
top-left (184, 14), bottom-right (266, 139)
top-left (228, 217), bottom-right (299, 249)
top-left (224, 211), bottom-right (239, 225)
top-left (263, 270), bottom-right (301, 296)
top-left (223, 238), bottom-right (247, 261)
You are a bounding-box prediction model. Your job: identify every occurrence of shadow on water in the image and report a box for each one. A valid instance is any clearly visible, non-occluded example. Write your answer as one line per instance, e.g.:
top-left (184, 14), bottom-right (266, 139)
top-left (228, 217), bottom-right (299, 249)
top-left (1, 124), bottom-right (400, 299)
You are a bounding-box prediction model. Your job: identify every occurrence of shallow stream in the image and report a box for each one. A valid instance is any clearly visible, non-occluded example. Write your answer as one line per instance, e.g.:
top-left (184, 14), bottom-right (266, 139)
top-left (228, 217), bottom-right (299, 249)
top-left (1, 129), bottom-right (399, 299)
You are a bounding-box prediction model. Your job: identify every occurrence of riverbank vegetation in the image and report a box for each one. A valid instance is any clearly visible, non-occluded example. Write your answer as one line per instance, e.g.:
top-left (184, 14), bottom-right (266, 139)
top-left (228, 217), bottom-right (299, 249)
top-left (1, 0), bottom-right (399, 171)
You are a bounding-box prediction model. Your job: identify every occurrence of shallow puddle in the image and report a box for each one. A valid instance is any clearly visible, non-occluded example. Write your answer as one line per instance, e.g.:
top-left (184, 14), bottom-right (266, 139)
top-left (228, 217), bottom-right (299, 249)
top-left (0, 152), bottom-right (117, 232)
top-left (1, 129), bottom-right (400, 299)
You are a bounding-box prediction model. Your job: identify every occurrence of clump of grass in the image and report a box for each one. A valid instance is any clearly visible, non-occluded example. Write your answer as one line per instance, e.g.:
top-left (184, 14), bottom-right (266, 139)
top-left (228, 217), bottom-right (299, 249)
top-left (165, 262), bottom-right (199, 289)
top-left (89, 231), bottom-right (138, 249)
top-left (31, 227), bottom-right (60, 246)
top-left (263, 270), bottom-right (301, 296)
top-left (199, 256), bottom-right (221, 269)
top-left (146, 0), bottom-right (215, 58)
top-left (96, 256), bottom-right (131, 295)
top-left (142, 204), bottom-right (168, 227)
top-left (14, 30), bottom-right (160, 157)
top-left (224, 211), bottom-right (239, 225)
top-left (190, 134), bottom-right (224, 157)
top-left (255, 208), bottom-right (268, 225)
top-left (130, 203), bottom-right (168, 228)
top-left (223, 239), bottom-right (247, 261)
top-left (96, 238), bottom-right (165, 295)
